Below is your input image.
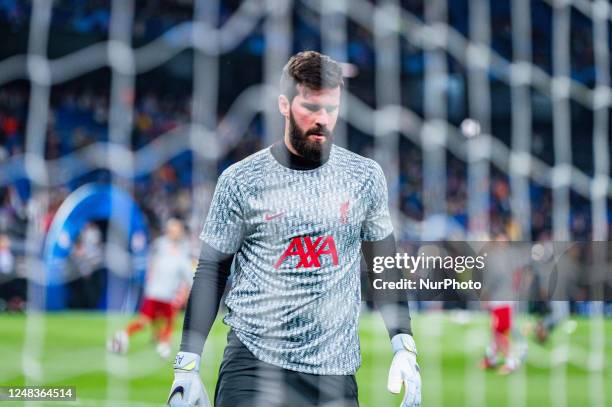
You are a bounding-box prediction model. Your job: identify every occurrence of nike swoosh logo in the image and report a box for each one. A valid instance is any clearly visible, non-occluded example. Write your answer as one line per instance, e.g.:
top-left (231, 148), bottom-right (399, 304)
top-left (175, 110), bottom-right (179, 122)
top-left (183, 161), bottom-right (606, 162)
top-left (264, 212), bottom-right (285, 221)
top-left (167, 386), bottom-right (184, 403)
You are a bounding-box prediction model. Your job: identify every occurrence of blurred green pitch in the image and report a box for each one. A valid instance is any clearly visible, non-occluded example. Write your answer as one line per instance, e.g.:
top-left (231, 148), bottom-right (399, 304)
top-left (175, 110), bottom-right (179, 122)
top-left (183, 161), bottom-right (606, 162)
top-left (1, 312), bottom-right (610, 406)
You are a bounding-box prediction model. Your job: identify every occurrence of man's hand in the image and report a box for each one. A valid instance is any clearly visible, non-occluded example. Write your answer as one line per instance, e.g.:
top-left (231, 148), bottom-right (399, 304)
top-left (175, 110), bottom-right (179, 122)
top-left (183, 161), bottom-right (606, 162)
top-left (388, 334), bottom-right (421, 407)
top-left (167, 352), bottom-right (210, 407)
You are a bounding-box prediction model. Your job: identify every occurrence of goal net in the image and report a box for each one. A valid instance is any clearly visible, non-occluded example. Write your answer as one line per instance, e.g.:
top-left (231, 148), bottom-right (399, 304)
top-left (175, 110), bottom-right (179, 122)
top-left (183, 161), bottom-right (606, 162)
top-left (0, 0), bottom-right (609, 406)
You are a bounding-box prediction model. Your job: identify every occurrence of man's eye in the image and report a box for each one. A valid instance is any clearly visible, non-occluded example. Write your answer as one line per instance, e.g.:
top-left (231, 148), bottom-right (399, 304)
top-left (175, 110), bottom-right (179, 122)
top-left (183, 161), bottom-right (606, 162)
top-left (325, 106), bottom-right (337, 113)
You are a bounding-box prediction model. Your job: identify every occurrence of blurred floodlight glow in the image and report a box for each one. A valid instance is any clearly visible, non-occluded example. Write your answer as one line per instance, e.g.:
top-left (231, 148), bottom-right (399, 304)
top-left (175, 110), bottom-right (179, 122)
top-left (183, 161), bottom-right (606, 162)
top-left (460, 118), bottom-right (481, 138)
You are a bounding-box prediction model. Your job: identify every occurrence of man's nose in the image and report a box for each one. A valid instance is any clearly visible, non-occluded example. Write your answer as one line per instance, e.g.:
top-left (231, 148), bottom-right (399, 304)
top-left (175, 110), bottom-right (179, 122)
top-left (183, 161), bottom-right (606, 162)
top-left (314, 109), bottom-right (329, 127)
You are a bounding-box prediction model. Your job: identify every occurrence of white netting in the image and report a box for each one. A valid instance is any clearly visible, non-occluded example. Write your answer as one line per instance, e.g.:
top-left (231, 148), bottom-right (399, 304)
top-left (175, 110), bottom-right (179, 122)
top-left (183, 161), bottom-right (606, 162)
top-left (0, 0), bottom-right (609, 406)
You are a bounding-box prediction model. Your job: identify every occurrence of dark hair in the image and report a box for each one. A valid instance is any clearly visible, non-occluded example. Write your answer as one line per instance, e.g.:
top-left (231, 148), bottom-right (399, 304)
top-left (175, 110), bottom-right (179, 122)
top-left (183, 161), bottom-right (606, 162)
top-left (280, 51), bottom-right (344, 101)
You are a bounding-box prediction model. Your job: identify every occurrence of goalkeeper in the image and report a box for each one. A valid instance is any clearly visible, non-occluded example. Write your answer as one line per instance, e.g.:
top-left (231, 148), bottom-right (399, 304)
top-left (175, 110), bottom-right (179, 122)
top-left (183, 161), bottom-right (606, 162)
top-left (168, 51), bottom-right (420, 407)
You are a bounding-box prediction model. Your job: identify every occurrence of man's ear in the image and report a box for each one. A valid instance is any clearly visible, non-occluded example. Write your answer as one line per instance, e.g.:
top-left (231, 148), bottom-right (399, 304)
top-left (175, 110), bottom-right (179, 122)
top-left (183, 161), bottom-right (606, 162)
top-left (278, 95), bottom-right (290, 118)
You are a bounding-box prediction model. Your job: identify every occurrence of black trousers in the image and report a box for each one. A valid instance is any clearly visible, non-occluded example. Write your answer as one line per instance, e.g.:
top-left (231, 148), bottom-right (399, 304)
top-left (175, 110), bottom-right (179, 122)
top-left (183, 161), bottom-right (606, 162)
top-left (214, 330), bottom-right (359, 407)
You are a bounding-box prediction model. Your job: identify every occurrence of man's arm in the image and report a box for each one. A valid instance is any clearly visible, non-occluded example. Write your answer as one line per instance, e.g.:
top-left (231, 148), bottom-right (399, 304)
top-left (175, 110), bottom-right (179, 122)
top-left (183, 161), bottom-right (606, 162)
top-left (179, 242), bottom-right (234, 354)
top-left (182, 169), bottom-right (245, 352)
top-left (363, 234), bottom-right (421, 407)
top-left (361, 233), bottom-right (413, 338)
top-left (169, 168), bottom-right (244, 406)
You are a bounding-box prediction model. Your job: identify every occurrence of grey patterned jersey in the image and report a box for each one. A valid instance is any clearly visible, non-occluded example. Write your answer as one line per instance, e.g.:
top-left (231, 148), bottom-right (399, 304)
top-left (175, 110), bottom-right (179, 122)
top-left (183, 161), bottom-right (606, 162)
top-left (200, 144), bottom-right (393, 375)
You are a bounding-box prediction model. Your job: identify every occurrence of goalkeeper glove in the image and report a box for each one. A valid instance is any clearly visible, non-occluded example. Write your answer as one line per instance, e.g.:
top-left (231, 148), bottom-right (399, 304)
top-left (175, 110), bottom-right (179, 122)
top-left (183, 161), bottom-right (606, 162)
top-left (167, 351), bottom-right (211, 407)
top-left (388, 334), bottom-right (421, 407)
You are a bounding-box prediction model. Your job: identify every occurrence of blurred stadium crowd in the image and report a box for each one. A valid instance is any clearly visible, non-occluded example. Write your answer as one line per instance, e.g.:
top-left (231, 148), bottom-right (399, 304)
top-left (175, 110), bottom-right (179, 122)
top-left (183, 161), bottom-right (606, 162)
top-left (0, 0), bottom-right (609, 312)
top-left (0, 0), bottom-right (602, 83)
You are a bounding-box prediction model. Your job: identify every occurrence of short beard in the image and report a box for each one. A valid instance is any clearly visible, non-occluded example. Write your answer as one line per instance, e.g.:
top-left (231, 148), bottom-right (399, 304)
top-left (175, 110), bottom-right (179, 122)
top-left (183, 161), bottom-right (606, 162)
top-left (289, 111), bottom-right (332, 162)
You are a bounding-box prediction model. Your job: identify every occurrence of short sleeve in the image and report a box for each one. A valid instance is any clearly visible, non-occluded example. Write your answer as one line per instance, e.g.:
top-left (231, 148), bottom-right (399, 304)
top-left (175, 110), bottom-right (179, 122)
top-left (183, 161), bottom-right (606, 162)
top-left (199, 171), bottom-right (245, 254)
top-left (360, 161), bottom-right (394, 241)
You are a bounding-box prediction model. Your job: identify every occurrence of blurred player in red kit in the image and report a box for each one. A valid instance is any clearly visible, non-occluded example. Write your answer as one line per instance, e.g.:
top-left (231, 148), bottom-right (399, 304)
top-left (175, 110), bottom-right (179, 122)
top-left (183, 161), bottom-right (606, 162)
top-left (481, 234), bottom-right (528, 374)
top-left (109, 218), bottom-right (194, 359)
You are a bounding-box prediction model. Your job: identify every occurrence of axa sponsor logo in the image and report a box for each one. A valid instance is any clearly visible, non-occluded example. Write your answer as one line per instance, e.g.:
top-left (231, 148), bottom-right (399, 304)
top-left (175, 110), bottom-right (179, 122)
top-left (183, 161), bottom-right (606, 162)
top-left (274, 236), bottom-right (339, 269)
